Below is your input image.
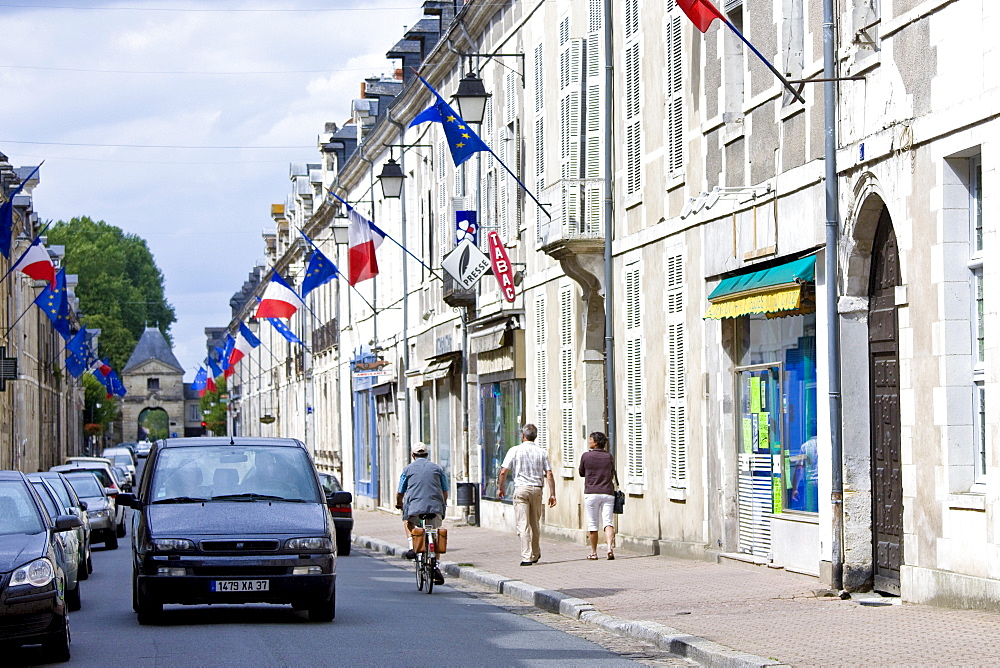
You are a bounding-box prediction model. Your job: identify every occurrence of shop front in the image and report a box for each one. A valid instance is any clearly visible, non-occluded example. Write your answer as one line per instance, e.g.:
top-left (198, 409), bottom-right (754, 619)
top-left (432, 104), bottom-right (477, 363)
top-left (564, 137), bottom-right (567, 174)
top-left (706, 255), bottom-right (821, 574)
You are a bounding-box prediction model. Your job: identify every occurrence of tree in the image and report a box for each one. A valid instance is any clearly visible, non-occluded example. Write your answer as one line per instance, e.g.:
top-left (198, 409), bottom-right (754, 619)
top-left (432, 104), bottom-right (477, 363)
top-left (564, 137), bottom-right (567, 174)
top-left (47, 216), bottom-right (175, 370)
top-left (83, 373), bottom-right (120, 444)
top-left (199, 379), bottom-right (228, 436)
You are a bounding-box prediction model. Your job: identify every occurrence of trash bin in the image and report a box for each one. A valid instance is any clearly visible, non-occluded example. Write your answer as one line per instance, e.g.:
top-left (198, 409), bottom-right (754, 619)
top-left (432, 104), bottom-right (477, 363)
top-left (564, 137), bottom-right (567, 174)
top-left (456, 482), bottom-right (477, 506)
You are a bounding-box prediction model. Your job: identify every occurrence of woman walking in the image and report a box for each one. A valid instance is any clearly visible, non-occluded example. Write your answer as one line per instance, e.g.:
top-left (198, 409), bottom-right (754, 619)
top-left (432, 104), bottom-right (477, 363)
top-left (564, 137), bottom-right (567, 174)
top-left (578, 431), bottom-right (617, 560)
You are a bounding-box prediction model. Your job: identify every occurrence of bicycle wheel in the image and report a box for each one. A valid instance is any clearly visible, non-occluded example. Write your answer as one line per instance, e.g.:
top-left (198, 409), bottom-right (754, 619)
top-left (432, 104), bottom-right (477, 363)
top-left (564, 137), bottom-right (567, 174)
top-left (415, 553), bottom-right (425, 591)
top-left (425, 556), bottom-right (435, 595)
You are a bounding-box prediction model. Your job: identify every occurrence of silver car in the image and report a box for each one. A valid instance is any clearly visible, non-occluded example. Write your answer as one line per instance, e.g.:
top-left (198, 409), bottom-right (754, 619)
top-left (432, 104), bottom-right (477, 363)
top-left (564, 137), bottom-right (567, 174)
top-left (29, 478), bottom-right (82, 611)
top-left (27, 472), bottom-right (92, 579)
top-left (63, 472), bottom-right (120, 550)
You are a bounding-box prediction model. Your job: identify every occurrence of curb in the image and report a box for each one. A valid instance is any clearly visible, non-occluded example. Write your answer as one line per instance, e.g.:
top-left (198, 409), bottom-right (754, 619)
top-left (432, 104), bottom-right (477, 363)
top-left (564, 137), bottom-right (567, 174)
top-left (353, 534), bottom-right (787, 668)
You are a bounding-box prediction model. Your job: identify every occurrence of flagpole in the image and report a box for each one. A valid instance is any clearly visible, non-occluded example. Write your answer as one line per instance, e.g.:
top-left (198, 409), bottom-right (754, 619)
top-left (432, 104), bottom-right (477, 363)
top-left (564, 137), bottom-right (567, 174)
top-left (722, 18), bottom-right (805, 103)
top-left (2, 299), bottom-right (39, 337)
top-left (0, 221), bottom-right (52, 288)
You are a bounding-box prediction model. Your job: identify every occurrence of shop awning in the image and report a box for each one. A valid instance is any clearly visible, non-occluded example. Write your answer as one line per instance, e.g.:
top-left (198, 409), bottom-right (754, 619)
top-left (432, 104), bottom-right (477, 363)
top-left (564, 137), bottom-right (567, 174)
top-left (704, 255), bottom-right (816, 319)
top-left (422, 358), bottom-right (456, 382)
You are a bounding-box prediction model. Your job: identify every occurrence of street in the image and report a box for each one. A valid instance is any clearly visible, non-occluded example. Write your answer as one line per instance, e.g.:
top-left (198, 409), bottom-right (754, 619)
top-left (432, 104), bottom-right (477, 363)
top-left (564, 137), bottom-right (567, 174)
top-left (9, 510), bottom-right (674, 667)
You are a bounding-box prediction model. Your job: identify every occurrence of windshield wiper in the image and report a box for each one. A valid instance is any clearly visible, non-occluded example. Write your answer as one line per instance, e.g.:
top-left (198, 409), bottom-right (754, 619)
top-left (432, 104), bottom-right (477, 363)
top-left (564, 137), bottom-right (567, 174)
top-left (150, 496), bottom-right (208, 504)
top-left (210, 493), bottom-right (286, 502)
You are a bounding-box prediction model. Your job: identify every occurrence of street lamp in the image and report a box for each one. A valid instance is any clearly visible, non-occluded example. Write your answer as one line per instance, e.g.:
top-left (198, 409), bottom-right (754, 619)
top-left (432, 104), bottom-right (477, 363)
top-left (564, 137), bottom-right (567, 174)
top-left (377, 158), bottom-right (405, 199)
top-left (452, 72), bottom-right (490, 125)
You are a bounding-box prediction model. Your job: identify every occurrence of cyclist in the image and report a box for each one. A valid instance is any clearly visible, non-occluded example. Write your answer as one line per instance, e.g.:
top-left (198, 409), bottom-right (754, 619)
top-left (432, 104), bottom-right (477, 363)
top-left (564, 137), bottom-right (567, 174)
top-left (396, 442), bottom-right (448, 585)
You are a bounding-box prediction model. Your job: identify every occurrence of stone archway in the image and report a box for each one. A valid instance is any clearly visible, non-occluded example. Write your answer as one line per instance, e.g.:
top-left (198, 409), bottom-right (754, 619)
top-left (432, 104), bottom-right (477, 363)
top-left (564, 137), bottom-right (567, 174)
top-left (138, 407), bottom-right (169, 442)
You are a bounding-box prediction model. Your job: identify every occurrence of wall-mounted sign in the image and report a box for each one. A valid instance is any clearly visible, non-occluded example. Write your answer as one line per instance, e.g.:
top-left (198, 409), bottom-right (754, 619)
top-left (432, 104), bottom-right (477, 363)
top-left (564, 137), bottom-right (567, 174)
top-left (260, 415), bottom-right (276, 424)
top-left (455, 210), bottom-right (478, 246)
top-left (487, 231), bottom-right (516, 303)
top-left (353, 359), bottom-right (393, 378)
top-left (442, 238), bottom-right (490, 290)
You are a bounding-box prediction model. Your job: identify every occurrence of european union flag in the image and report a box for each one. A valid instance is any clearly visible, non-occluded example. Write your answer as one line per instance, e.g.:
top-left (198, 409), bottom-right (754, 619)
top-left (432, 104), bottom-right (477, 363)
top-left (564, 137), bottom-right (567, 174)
top-left (410, 75), bottom-right (490, 167)
top-left (220, 335), bottom-right (236, 370)
top-left (108, 369), bottom-right (127, 397)
top-left (267, 317), bottom-right (303, 346)
top-left (35, 267), bottom-right (71, 340)
top-left (192, 367), bottom-right (208, 394)
top-left (300, 235), bottom-right (339, 298)
top-left (0, 164), bottom-right (41, 258)
top-left (65, 327), bottom-right (89, 379)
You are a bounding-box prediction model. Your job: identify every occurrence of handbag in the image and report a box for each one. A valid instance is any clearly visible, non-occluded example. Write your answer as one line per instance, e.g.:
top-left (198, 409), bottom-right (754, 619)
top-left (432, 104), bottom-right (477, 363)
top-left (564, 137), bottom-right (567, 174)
top-left (613, 490), bottom-right (625, 514)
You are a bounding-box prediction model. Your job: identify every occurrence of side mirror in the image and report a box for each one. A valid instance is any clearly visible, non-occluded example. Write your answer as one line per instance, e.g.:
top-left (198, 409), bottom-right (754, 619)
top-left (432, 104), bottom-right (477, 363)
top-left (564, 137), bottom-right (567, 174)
top-left (104, 487), bottom-right (119, 498)
top-left (78, 500), bottom-right (88, 511)
top-left (327, 491), bottom-right (353, 505)
top-left (117, 493), bottom-right (140, 509)
top-left (54, 515), bottom-right (83, 532)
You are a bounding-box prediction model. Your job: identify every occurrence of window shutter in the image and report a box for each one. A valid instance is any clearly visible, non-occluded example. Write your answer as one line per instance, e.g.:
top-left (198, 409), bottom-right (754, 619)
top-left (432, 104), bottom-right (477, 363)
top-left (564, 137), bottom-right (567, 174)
top-left (625, 0), bottom-right (639, 38)
top-left (624, 263), bottom-right (644, 484)
top-left (665, 254), bottom-right (687, 495)
top-left (560, 286), bottom-right (575, 468)
top-left (534, 43), bottom-right (544, 114)
top-left (625, 39), bottom-right (642, 195)
top-left (535, 296), bottom-right (549, 451)
top-left (666, 14), bottom-right (684, 174)
top-left (505, 70), bottom-right (517, 125)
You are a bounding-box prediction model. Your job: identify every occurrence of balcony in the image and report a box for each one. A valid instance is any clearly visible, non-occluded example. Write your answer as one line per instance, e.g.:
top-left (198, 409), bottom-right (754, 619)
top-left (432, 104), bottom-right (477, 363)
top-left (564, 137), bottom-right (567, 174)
top-left (538, 178), bottom-right (605, 252)
top-left (442, 272), bottom-right (476, 308)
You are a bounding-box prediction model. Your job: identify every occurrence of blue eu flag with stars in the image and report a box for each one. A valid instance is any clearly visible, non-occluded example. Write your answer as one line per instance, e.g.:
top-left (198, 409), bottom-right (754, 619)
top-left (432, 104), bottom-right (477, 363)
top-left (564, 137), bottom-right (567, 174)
top-left (268, 317), bottom-right (303, 346)
top-left (300, 236), bottom-right (339, 298)
top-left (35, 267), bottom-right (71, 340)
top-left (410, 75), bottom-right (490, 167)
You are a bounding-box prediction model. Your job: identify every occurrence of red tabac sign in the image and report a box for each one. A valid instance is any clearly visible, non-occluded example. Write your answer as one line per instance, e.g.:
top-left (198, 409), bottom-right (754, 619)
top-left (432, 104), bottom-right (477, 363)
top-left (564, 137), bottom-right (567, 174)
top-left (487, 231), bottom-right (516, 303)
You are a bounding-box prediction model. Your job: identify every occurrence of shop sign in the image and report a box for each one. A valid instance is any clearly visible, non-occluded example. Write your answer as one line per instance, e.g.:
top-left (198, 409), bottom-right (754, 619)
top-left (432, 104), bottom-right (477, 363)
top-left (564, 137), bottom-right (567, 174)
top-left (353, 359), bottom-right (392, 378)
top-left (487, 231), bottom-right (516, 303)
top-left (442, 238), bottom-right (490, 289)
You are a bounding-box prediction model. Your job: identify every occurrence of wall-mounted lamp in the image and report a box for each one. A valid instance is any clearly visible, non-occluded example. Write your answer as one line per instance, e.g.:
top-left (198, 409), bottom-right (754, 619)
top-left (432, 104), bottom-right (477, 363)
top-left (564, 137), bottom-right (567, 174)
top-left (679, 192), bottom-right (710, 219)
top-left (704, 184), bottom-right (772, 209)
top-left (452, 72), bottom-right (491, 125)
top-left (331, 215), bottom-right (350, 244)
top-left (377, 158), bottom-right (405, 198)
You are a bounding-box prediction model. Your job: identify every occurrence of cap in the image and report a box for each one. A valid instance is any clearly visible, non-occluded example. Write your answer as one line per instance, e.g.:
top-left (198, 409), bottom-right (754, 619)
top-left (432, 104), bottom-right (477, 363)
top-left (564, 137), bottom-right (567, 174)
top-left (411, 442), bottom-right (428, 455)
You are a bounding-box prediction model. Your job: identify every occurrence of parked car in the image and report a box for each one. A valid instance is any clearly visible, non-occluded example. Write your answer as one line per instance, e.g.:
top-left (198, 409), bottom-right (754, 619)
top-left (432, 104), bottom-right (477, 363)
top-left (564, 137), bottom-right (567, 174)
top-left (118, 437), bottom-right (337, 624)
top-left (318, 473), bottom-right (353, 556)
top-left (112, 464), bottom-right (133, 491)
top-left (102, 447), bottom-right (137, 483)
top-left (61, 471), bottom-right (120, 550)
top-left (134, 441), bottom-right (152, 459)
top-left (0, 470), bottom-right (81, 661)
top-left (27, 472), bottom-right (92, 579)
top-left (28, 478), bottom-right (83, 611)
top-left (50, 462), bottom-right (127, 538)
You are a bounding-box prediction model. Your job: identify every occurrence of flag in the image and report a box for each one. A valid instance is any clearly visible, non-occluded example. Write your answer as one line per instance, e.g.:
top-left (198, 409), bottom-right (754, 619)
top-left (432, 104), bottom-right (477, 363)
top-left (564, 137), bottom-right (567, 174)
top-left (12, 238), bottom-right (56, 286)
top-left (267, 317), bottom-right (303, 346)
top-left (108, 369), bottom-right (127, 397)
top-left (0, 163), bottom-right (41, 258)
top-left (227, 322), bottom-right (260, 373)
top-left (207, 355), bottom-right (223, 379)
top-left (91, 358), bottom-right (114, 397)
top-left (300, 236), bottom-right (339, 298)
top-left (219, 335), bottom-right (236, 377)
top-left (206, 374), bottom-right (217, 394)
top-left (65, 328), bottom-right (90, 379)
top-left (255, 271), bottom-right (301, 318)
top-left (192, 367), bottom-right (208, 397)
top-left (676, 0), bottom-right (726, 32)
top-left (410, 75), bottom-right (490, 167)
top-left (35, 267), bottom-right (71, 340)
top-left (344, 201), bottom-right (382, 286)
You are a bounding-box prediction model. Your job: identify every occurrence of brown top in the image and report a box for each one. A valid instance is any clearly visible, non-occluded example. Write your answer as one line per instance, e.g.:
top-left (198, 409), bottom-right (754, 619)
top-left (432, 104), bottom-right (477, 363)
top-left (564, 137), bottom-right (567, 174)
top-left (578, 449), bottom-right (616, 495)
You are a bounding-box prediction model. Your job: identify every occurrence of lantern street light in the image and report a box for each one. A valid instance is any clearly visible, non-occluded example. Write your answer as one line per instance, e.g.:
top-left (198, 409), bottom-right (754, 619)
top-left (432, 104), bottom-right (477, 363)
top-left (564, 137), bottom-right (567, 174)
top-left (377, 158), bottom-right (405, 199)
top-left (452, 72), bottom-right (490, 125)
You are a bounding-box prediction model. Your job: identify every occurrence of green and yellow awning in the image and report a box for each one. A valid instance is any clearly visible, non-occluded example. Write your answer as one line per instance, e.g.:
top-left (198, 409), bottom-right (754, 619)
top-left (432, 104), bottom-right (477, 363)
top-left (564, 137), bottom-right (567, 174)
top-left (704, 256), bottom-right (816, 319)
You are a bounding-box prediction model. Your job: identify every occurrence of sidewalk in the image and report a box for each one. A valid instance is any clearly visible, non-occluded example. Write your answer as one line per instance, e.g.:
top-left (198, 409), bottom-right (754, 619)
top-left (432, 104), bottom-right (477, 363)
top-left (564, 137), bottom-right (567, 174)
top-left (352, 508), bottom-right (1000, 667)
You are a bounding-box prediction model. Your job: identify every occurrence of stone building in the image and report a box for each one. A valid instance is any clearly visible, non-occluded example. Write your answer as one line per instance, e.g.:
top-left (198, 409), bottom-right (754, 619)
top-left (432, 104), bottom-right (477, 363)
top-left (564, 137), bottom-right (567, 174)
top-left (121, 327), bottom-right (185, 441)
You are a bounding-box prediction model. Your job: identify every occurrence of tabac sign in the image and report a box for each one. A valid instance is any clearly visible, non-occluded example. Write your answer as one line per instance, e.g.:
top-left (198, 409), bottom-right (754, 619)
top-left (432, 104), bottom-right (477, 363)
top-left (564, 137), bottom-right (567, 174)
top-left (487, 231), bottom-right (516, 303)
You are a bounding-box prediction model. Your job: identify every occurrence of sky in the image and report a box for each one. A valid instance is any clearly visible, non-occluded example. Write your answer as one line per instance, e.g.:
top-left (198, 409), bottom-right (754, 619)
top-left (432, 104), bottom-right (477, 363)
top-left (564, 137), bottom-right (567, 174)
top-left (0, 0), bottom-right (423, 380)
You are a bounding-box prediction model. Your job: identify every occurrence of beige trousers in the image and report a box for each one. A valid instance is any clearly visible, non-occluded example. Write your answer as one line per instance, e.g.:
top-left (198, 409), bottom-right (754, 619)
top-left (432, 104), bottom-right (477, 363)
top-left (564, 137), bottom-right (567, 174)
top-left (513, 486), bottom-right (543, 562)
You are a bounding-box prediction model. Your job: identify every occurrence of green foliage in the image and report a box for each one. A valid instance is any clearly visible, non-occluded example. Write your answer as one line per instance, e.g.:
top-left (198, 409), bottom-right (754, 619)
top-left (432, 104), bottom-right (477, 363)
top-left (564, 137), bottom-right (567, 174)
top-left (47, 216), bottom-right (175, 370)
top-left (83, 374), bottom-right (120, 434)
top-left (138, 408), bottom-right (169, 441)
top-left (198, 378), bottom-right (228, 436)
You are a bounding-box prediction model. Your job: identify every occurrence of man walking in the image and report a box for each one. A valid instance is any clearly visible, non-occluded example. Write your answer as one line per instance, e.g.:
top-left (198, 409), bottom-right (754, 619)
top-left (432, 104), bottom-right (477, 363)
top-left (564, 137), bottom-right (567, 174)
top-left (497, 424), bottom-right (556, 565)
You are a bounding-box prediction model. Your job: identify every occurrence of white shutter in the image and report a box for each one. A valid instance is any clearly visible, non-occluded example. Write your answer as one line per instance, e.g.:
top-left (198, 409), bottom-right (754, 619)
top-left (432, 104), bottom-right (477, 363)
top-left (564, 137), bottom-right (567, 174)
top-left (625, 0), bottom-right (639, 38)
top-left (625, 263), bottom-right (645, 484)
top-left (437, 139), bottom-right (447, 258)
top-left (665, 253), bottom-right (686, 496)
top-left (666, 14), bottom-right (684, 175)
top-left (505, 70), bottom-right (517, 125)
top-left (536, 296), bottom-right (549, 451)
top-left (559, 39), bottom-right (583, 181)
top-left (589, 0), bottom-right (603, 33)
top-left (534, 43), bottom-right (544, 114)
top-left (559, 286), bottom-right (575, 469)
top-left (625, 39), bottom-right (642, 195)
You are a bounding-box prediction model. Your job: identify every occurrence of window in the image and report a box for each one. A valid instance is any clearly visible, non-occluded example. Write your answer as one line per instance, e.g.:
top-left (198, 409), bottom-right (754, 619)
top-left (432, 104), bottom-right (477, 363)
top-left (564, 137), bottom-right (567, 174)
top-left (147, 378), bottom-right (160, 391)
top-left (970, 155), bottom-right (985, 480)
top-left (723, 3), bottom-right (745, 126)
top-left (624, 263), bottom-right (645, 486)
top-left (188, 404), bottom-right (200, 422)
top-left (481, 380), bottom-right (525, 500)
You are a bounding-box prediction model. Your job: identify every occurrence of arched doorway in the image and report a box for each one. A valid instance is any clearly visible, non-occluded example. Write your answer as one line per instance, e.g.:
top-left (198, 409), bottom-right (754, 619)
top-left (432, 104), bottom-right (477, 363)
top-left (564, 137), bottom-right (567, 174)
top-left (868, 208), bottom-right (903, 595)
top-left (138, 407), bottom-right (169, 442)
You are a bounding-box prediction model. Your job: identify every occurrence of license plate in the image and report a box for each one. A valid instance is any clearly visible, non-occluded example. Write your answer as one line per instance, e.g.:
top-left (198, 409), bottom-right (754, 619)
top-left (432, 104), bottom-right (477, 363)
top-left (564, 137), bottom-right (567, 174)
top-left (211, 579), bottom-right (269, 592)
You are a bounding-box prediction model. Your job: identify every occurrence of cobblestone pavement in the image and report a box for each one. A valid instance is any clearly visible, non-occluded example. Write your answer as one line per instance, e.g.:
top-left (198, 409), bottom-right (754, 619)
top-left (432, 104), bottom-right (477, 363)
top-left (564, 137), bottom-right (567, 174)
top-left (354, 508), bottom-right (1000, 666)
top-left (362, 545), bottom-right (697, 667)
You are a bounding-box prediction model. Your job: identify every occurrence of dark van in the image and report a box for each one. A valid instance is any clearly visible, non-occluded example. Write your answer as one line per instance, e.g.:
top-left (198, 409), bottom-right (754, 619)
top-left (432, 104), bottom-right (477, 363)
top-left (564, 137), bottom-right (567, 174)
top-left (118, 437), bottom-right (337, 624)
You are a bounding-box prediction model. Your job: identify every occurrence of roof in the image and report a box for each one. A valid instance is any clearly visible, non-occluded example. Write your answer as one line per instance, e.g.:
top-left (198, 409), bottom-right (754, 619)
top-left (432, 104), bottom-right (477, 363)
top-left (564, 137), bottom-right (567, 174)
top-left (158, 437), bottom-right (304, 449)
top-left (123, 327), bottom-right (184, 373)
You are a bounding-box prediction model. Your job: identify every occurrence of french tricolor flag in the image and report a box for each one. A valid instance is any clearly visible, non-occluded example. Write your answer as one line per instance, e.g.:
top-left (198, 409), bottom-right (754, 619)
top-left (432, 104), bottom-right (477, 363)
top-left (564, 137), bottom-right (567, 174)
top-left (226, 322), bottom-right (260, 374)
top-left (13, 238), bottom-right (56, 287)
top-left (254, 271), bottom-right (301, 319)
top-left (347, 205), bottom-right (384, 286)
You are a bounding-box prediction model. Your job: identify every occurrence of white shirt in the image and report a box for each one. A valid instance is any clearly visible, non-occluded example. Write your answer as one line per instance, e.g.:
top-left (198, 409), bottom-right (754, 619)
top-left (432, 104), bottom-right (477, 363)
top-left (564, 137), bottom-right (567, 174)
top-left (501, 442), bottom-right (552, 488)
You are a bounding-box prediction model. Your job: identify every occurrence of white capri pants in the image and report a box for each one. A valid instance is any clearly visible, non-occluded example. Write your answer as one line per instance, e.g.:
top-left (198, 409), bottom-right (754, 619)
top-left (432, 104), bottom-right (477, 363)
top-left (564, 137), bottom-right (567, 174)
top-left (584, 493), bottom-right (615, 531)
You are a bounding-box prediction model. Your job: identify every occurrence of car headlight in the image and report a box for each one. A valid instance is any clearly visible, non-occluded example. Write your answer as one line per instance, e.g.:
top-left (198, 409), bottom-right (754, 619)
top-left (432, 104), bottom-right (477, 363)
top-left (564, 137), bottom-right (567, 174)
top-left (89, 508), bottom-right (110, 518)
top-left (285, 537), bottom-right (333, 551)
top-left (151, 538), bottom-right (195, 551)
top-left (11, 558), bottom-right (55, 587)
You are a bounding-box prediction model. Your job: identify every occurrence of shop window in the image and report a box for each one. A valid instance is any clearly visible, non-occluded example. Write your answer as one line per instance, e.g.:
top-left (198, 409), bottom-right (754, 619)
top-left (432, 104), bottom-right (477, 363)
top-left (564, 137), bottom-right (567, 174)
top-left (481, 379), bottom-right (525, 500)
top-left (736, 312), bottom-right (818, 515)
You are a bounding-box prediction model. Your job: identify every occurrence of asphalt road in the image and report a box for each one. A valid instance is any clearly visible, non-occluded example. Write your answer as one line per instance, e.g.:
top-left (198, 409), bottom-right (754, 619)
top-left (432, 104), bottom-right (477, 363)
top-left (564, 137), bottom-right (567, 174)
top-left (12, 510), bottom-right (645, 667)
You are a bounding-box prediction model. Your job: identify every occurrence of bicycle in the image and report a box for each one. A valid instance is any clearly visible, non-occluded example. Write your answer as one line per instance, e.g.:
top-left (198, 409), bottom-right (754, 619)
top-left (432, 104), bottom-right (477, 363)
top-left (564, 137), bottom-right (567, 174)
top-left (413, 513), bottom-right (440, 594)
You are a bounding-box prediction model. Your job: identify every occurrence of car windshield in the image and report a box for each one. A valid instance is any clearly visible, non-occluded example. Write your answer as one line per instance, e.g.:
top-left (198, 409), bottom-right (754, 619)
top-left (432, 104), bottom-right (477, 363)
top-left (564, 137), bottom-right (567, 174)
top-left (112, 454), bottom-right (131, 466)
top-left (150, 445), bottom-right (322, 503)
top-left (319, 474), bottom-right (342, 494)
top-left (64, 474), bottom-right (104, 499)
top-left (0, 482), bottom-right (45, 535)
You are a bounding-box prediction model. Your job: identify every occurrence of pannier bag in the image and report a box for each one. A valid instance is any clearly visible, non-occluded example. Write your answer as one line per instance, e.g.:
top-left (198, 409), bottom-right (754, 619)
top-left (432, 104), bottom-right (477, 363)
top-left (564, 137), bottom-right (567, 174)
top-left (436, 528), bottom-right (448, 554)
top-left (410, 527), bottom-right (426, 554)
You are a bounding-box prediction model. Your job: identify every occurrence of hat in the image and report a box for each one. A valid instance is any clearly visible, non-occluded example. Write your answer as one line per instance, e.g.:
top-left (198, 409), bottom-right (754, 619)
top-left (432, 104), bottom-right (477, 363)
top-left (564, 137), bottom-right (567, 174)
top-left (411, 442), bottom-right (428, 455)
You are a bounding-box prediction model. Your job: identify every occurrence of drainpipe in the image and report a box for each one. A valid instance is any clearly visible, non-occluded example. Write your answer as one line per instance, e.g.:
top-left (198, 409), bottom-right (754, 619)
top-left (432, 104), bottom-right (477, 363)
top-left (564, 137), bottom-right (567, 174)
top-left (823, 0), bottom-right (845, 590)
top-left (603, 0), bottom-right (617, 455)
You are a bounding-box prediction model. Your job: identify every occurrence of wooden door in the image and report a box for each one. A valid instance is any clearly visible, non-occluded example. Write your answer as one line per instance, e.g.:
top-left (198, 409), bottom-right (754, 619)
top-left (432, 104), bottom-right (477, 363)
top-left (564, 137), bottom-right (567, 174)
top-left (868, 210), bottom-right (903, 595)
